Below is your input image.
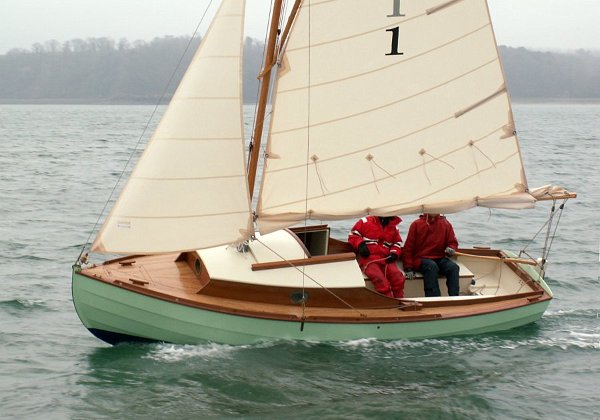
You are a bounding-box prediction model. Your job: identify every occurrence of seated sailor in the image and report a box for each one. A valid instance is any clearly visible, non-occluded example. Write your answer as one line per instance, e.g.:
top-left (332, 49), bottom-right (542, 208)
top-left (348, 216), bottom-right (405, 298)
top-left (403, 213), bottom-right (460, 297)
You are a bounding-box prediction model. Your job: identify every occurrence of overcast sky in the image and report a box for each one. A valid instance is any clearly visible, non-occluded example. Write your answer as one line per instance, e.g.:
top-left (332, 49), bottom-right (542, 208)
top-left (2, 0), bottom-right (599, 54)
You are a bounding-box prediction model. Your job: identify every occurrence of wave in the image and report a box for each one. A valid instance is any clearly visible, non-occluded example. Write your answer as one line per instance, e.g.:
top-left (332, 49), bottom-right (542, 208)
top-left (11, 255), bottom-right (54, 261)
top-left (545, 307), bottom-right (599, 317)
top-left (0, 298), bottom-right (49, 312)
top-left (495, 335), bottom-right (600, 351)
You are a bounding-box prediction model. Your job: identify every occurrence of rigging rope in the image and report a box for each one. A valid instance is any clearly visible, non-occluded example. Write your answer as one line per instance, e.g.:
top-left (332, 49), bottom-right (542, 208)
top-left (518, 198), bottom-right (569, 274)
top-left (255, 238), bottom-right (367, 316)
top-left (75, 0), bottom-right (215, 264)
top-left (546, 200), bottom-right (566, 260)
top-left (300, 0), bottom-right (313, 324)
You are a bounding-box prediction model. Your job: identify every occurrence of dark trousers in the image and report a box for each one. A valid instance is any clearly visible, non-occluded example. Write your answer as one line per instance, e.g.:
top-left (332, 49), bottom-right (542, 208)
top-left (419, 258), bottom-right (460, 297)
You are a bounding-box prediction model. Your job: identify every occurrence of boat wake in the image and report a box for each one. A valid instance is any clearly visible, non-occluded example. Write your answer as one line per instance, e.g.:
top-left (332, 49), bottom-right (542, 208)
top-left (145, 343), bottom-right (248, 362)
top-left (139, 326), bottom-right (599, 363)
top-left (345, 336), bottom-right (600, 352)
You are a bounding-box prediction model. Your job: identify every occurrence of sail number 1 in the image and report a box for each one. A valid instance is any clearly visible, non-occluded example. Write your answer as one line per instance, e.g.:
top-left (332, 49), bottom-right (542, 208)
top-left (386, 0), bottom-right (404, 56)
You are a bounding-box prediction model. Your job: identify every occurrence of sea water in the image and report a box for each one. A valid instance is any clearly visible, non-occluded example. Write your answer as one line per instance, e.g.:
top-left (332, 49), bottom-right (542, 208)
top-left (0, 103), bottom-right (598, 419)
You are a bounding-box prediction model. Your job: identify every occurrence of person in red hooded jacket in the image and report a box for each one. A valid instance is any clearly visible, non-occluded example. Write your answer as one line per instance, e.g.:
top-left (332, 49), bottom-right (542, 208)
top-left (402, 213), bottom-right (460, 297)
top-left (348, 216), bottom-right (405, 298)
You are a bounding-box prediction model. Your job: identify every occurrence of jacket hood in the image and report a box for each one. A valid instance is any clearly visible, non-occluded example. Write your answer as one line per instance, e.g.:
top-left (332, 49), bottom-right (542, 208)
top-left (419, 214), bottom-right (443, 224)
top-left (378, 216), bottom-right (402, 228)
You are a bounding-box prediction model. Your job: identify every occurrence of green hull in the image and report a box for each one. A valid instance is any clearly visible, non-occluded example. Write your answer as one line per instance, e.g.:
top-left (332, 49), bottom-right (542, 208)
top-left (72, 268), bottom-right (550, 345)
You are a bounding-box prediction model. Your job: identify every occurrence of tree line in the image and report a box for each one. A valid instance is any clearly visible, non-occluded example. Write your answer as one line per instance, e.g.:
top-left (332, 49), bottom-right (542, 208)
top-left (0, 36), bottom-right (598, 103)
top-left (499, 46), bottom-right (600, 99)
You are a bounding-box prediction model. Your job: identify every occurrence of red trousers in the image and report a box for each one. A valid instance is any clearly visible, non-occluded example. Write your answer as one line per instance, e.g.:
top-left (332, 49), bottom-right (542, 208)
top-left (363, 262), bottom-right (405, 298)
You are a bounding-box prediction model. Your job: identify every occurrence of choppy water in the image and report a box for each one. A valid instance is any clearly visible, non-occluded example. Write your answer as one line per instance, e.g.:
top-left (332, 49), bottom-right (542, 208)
top-left (0, 103), bottom-right (598, 419)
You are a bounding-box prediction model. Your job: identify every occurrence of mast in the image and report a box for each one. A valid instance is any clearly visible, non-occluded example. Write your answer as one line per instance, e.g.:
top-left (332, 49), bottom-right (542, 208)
top-left (247, 0), bottom-right (285, 199)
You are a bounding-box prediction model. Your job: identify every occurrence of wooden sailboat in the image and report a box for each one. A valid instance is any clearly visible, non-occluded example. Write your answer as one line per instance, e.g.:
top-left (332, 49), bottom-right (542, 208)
top-left (72, 0), bottom-right (576, 345)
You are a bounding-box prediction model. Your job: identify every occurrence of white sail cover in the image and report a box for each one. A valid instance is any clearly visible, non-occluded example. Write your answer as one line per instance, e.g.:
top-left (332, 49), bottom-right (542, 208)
top-left (93, 0), bottom-right (252, 253)
top-left (257, 0), bottom-right (534, 233)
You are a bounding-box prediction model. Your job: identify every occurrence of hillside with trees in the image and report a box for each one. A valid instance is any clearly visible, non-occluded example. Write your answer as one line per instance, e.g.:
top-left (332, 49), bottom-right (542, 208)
top-left (0, 36), bottom-right (598, 103)
top-left (0, 36), bottom-right (265, 104)
top-left (499, 46), bottom-right (600, 100)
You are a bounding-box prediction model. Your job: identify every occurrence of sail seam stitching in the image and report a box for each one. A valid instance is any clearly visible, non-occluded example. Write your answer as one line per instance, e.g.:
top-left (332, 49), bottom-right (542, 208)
top-left (287, 11), bottom-right (425, 52)
top-left (272, 56), bottom-right (498, 135)
top-left (154, 137), bottom-right (241, 141)
top-left (280, 23), bottom-right (491, 94)
top-left (381, 151), bottom-right (521, 210)
top-left (269, 122), bottom-right (504, 178)
top-left (260, 151), bottom-right (520, 213)
top-left (198, 55), bottom-right (239, 58)
top-left (268, 120), bottom-right (504, 174)
top-left (172, 96), bottom-right (239, 100)
top-left (288, 0), bottom-right (473, 52)
top-left (132, 174), bottom-right (246, 181)
top-left (113, 210), bottom-right (251, 220)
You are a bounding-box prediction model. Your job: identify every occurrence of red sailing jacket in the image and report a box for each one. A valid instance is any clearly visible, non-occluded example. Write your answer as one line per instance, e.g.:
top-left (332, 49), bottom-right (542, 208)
top-left (402, 214), bottom-right (459, 270)
top-left (348, 216), bottom-right (403, 266)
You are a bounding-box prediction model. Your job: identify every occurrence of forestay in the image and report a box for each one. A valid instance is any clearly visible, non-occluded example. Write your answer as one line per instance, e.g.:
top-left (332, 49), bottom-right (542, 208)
top-left (92, 0), bottom-right (253, 253)
top-left (256, 0), bottom-right (534, 234)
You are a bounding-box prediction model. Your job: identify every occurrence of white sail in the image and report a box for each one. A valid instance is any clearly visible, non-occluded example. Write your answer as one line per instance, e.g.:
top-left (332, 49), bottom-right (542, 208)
top-left (92, 0), bottom-right (252, 253)
top-left (256, 0), bottom-right (534, 233)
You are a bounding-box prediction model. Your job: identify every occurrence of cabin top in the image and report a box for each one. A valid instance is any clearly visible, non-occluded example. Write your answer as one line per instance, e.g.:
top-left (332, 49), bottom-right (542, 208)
top-left (196, 229), bottom-right (367, 288)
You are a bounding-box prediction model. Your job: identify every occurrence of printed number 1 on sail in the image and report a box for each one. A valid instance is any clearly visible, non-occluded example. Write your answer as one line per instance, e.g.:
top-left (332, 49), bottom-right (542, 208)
top-left (388, 0), bottom-right (406, 16)
top-left (386, 0), bottom-right (404, 55)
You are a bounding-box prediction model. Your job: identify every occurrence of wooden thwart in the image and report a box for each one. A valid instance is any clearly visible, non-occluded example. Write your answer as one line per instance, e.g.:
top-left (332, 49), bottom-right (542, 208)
top-left (251, 252), bottom-right (357, 271)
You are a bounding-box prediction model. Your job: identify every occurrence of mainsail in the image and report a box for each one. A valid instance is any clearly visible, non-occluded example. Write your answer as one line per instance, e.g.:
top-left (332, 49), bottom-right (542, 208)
top-left (256, 0), bottom-right (534, 234)
top-left (92, 0), bottom-right (252, 253)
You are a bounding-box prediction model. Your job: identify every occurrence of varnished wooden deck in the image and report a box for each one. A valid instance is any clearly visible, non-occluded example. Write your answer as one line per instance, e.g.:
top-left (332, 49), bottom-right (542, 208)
top-left (80, 252), bottom-right (550, 324)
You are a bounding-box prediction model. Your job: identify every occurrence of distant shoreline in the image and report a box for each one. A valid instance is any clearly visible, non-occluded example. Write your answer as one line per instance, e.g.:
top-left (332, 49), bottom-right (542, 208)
top-left (2, 40), bottom-right (599, 104)
top-left (511, 98), bottom-right (600, 104)
top-left (1, 98), bottom-right (600, 105)
top-left (0, 98), bottom-right (170, 105)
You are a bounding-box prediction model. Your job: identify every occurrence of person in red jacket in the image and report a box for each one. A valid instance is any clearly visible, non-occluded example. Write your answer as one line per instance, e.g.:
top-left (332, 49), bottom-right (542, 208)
top-left (348, 216), bottom-right (405, 298)
top-left (403, 213), bottom-right (460, 297)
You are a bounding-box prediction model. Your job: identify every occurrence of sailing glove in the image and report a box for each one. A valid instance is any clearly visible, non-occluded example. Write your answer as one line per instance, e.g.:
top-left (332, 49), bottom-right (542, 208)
top-left (445, 247), bottom-right (456, 257)
top-left (404, 270), bottom-right (415, 280)
top-left (385, 253), bottom-right (398, 263)
top-left (358, 242), bottom-right (370, 258)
